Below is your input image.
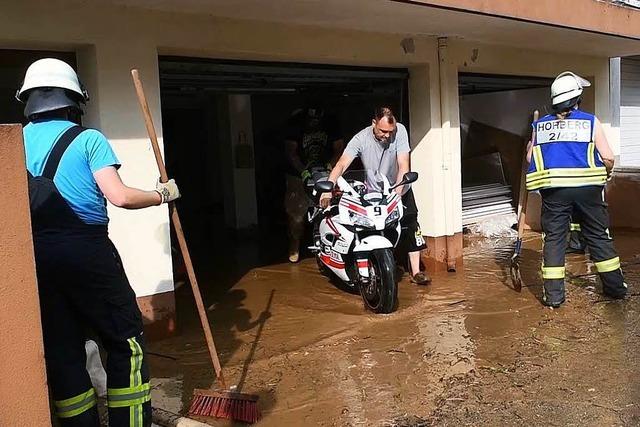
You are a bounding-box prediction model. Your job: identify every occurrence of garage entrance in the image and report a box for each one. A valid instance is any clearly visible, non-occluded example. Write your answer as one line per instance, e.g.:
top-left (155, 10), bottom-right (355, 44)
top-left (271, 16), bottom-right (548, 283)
top-left (458, 73), bottom-right (558, 227)
top-left (158, 57), bottom-right (409, 296)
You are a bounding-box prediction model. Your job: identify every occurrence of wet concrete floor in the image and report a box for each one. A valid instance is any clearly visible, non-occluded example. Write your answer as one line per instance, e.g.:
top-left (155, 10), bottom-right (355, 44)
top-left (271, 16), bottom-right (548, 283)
top-left (147, 230), bottom-right (640, 426)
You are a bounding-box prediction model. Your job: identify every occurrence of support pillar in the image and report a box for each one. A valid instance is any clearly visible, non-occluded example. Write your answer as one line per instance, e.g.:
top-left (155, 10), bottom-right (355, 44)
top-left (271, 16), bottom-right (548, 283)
top-left (77, 40), bottom-right (176, 339)
top-left (409, 37), bottom-right (463, 273)
top-left (0, 125), bottom-right (51, 426)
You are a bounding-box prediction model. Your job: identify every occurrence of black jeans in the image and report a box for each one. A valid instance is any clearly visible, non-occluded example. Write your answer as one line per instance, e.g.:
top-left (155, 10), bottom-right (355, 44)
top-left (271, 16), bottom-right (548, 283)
top-left (540, 186), bottom-right (626, 304)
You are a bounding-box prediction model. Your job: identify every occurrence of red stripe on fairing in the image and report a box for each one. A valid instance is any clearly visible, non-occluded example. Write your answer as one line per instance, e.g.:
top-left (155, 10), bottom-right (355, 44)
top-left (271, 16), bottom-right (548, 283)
top-left (320, 254), bottom-right (345, 269)
top-left (387, 199), bottom-right (399, 214)
top-left (340, 201), bottom-right (367, 215)
top-left (357, 260), bottom-right (369, 268)
top-left (326, 217), bottom-right (341, 236)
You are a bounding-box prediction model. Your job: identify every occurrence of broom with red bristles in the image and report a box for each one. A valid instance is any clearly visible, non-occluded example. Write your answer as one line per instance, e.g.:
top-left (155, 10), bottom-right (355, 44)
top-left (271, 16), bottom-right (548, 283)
top-left (131, 69), bottom-right (260, 424)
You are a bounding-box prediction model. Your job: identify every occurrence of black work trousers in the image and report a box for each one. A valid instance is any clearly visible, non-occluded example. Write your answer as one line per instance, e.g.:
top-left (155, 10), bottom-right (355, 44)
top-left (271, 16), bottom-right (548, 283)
top-left (567, 209), bottom-right (587, 253)
top-left (34, 228), bottom-right (151, 427)
top-left (540, 186), bottom-right (626, 305)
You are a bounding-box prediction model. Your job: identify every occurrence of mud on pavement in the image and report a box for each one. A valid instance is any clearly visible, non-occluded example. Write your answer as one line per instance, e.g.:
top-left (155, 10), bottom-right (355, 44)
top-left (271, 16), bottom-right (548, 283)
top-left (147, 230), bottom-right (640, 426)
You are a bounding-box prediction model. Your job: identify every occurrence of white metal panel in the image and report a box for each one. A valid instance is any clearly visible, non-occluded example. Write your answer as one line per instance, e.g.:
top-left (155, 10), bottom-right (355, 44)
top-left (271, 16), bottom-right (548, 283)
top-left (613, 0), bottom-right (640, 8)
top-left (620, 58), bottom-right (640, 167)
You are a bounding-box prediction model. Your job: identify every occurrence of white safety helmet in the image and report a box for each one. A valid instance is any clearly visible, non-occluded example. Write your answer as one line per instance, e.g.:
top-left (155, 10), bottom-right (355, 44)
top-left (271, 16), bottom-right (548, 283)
top-left (550, 71), bottom-right (590, 112)
top-left (16, 58), bottom-right (89, 118)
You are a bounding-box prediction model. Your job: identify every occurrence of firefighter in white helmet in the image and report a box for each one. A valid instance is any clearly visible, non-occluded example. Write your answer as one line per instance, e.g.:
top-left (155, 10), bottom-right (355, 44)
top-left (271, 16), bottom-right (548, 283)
top-left (19, 58), bottom-right (180, 426)
top-left (525, 71), bottom-right (626, 307)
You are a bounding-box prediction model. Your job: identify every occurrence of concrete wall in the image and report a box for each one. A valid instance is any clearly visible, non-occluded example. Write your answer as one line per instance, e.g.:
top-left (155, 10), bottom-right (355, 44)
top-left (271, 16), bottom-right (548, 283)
top-left (0, 0), bottom-right (619, 287)
top-left (0, 125), bottom-right (51, 427)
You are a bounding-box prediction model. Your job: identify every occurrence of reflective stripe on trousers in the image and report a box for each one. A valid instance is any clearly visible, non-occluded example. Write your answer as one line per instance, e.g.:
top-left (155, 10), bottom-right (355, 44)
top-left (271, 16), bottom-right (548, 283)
top-left (106, 337), bottom-right (150, 427)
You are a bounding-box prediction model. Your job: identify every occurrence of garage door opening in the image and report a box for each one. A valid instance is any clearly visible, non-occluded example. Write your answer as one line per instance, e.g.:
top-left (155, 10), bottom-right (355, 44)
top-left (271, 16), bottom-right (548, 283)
top-left (458, 73), bottom-right (561, 227)
top-left (159, 57), bottom-right (409, 299)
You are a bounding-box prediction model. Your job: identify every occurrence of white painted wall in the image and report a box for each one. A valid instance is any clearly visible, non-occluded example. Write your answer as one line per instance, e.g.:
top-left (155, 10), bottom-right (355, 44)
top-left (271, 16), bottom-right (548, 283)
top-left (79, 41), bottom-right (174, 297)
top-left (620, 57), bottom-right (640, 167)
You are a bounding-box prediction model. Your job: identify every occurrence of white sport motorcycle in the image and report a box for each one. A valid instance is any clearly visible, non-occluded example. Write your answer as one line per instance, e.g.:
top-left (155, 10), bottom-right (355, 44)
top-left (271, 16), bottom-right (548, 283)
top-left (310, 171), bottom-right (418, 313)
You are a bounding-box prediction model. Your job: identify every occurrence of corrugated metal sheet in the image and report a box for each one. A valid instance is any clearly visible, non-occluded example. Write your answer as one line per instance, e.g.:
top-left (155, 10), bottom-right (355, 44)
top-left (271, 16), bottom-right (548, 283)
top-left (462, 183), bottom-right (515, 226)
top-left (611, 0), bottom-right (640, 9)
top-left (620, 57), bottom-right (640, 167)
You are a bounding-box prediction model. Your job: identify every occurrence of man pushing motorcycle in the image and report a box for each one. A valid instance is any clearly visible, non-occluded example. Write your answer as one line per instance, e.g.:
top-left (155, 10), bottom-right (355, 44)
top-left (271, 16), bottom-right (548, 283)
top-left (321, 107), bottom-right (430, 285)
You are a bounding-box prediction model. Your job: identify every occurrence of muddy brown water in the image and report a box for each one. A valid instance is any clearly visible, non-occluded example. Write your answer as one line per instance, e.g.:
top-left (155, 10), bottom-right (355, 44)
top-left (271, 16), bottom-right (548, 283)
top-left (147, 230), bottom-right (640, 426)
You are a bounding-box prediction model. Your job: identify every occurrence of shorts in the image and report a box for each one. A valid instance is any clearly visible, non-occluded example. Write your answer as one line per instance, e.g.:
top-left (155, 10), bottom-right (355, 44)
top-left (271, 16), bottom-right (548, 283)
top-left (400, 189), bottom-right (427, 252)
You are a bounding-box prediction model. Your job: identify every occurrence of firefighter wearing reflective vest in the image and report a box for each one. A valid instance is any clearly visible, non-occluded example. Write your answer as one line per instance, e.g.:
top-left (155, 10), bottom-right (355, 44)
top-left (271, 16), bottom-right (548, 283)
top-left (526, 71), bottom-right (627, 307)
top-left (18, 58), bottom-right (180, 426)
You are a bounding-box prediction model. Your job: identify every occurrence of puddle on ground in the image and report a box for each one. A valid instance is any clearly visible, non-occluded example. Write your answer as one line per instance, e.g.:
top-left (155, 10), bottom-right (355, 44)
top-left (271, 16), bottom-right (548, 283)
top-left (147, 230), bottom-right (640, 426)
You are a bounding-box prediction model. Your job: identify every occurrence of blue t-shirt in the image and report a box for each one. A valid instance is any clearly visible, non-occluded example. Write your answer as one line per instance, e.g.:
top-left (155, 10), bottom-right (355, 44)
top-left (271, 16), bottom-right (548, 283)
top-left (24, 119), bottom-right (120, 225)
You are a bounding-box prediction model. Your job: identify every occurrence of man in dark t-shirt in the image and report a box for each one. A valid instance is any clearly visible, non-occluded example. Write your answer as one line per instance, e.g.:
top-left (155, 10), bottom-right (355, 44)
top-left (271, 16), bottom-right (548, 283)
top-left (284, 107), bottom-right (343, 262)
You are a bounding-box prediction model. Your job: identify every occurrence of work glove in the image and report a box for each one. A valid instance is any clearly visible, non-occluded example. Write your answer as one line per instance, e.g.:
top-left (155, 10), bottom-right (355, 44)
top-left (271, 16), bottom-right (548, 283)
top-left (156, 179), bottom-right (181, 204)
top-left (320, 191), bottom-right (332, 209)
top-left (301, 169), bottom-right (312, 186)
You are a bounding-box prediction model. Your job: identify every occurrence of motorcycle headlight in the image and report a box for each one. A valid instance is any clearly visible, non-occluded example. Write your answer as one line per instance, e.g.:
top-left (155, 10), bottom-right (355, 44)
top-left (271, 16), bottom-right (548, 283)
top-left (351, 213), bottom-right (375, 228)
top-left (385, 209), bottom-right (400, 224)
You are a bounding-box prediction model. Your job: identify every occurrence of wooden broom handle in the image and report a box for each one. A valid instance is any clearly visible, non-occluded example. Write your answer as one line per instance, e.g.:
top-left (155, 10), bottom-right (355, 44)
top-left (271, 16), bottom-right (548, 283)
top-left (131, 69), bottom-right (227, 389)
top-left (516, 110), bottom-right (539, 238)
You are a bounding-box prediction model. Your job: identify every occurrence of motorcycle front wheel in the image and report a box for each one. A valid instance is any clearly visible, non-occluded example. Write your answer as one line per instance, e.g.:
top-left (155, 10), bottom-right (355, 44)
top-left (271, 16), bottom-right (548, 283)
top-left (359, 248), bottom-right (398, 314)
